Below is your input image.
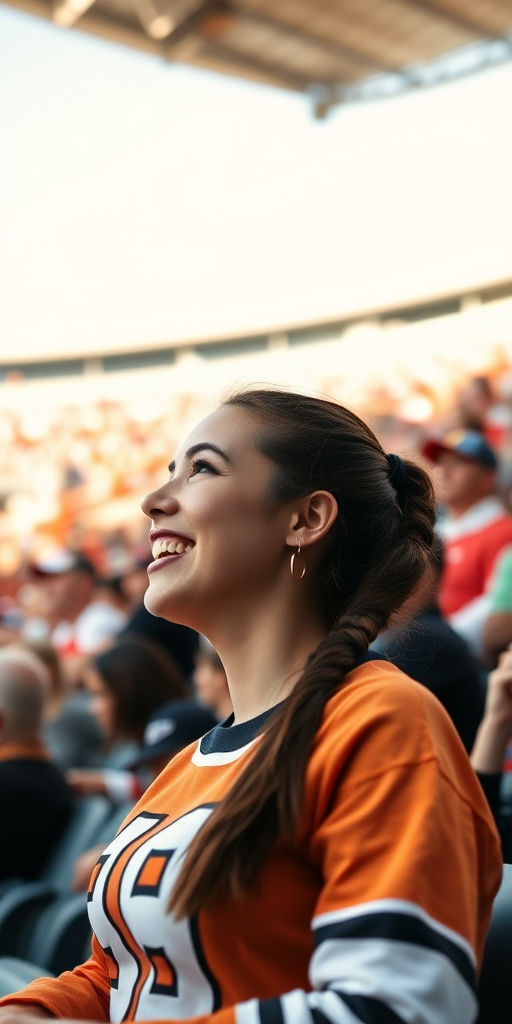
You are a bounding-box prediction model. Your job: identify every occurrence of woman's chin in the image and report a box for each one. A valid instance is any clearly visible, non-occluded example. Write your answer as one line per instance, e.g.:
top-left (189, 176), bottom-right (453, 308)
top-left (143, 583), bottom-right (174, 620)
top-left (143, 581), bottom-right (191, 626)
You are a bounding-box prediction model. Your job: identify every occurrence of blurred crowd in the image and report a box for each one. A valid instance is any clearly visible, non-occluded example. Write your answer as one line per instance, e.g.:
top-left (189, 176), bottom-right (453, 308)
top-left (0, 391), bottom-right (207, 579)
top-left (0, 369), bottom-right (512, 903)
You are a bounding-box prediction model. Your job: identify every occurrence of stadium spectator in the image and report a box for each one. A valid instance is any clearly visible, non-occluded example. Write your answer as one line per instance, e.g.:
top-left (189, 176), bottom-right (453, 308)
top-left (93, 575), bottom-right (129, 619)
top-left (71, 700), bottom-right (217, 891)
top-left (422, 428), bottom-right (512, 656)
top-left (451, 376), bottom-right (495, 434)
top-left (375, 536), bottom-right (484, 752)
top-left (0, 647), bottom-right (73, 882)
top-left (128, 699), bottom-right (217, 777)
top-left (25, 639), bottom-right (105, 770)
top-left (23, 551), bottom-right (127, 685)
top-left (193, 637), bottom-right (232, 721)
top-left (66, 633), bottom-right (188, 801)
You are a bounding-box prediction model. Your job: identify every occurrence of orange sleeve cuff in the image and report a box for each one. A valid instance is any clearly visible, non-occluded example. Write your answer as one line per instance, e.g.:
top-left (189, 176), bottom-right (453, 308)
top-left (0, 947), bottom-right (110, 1021)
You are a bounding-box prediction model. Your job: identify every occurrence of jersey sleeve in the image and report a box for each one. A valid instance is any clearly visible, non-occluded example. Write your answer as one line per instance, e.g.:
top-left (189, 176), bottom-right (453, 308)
top-left (0, 936), bottom-right (111, 1020)
top-left (232, 733), bottom-right (500, 1024)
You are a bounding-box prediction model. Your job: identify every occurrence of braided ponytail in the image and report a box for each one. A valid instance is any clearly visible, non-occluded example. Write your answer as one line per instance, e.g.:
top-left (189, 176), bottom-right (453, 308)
top-left (170, 390), bottom-right (436, 918)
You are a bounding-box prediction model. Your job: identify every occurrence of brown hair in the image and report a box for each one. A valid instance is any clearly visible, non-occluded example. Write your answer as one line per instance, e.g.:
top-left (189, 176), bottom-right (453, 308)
top-left (170, 389), bottom-right (436, 917)
top-left (93, 633), bottom-right (188, 742)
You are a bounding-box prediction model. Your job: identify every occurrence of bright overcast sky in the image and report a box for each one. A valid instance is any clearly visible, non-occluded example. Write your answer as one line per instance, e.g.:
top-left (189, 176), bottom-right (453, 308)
top-left (1, 6), bottom-right (512, 358)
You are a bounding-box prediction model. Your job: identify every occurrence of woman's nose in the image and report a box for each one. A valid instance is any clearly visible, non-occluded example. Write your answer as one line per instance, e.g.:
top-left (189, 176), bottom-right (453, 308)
top-left (141, 485), bottom-right (179, 520)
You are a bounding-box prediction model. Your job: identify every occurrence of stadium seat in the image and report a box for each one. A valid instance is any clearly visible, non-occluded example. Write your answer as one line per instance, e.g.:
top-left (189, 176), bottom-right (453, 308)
top-left (477, 863), bottom-right (512, 1024)
top-left (0, 880), bottom-right (24, 901)
top-left (0, 883), bottom-right (57, 958)
top-left (0, 956), bottom-right (54, 998)
top-left (24, 893), bottom-right (91, 975)
top-left (40, 796), bottom-right (112, 891)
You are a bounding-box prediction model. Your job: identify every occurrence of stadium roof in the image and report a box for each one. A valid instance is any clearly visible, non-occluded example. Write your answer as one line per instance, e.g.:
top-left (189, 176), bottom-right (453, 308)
top-left (4, 0), bottom-right (512, 114)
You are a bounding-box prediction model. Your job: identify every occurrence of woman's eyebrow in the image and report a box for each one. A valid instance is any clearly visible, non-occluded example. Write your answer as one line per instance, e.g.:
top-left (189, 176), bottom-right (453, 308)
top-left (185, 442), bottom-right (232, 464)
top-left (167, 442), bottom-right (232, 474)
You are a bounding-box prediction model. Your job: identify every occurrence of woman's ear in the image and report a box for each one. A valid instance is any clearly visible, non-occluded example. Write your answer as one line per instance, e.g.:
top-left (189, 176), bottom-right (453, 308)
top-left (285, 491), bottom-right (338, 550)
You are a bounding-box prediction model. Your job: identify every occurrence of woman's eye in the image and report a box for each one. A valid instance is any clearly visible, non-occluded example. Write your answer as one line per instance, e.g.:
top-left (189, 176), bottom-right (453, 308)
top-left (190, 458), bottom-right (216, 478)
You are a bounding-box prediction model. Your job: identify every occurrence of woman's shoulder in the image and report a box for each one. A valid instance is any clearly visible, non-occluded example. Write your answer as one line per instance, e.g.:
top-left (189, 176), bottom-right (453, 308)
top-left (314, 653), bottom-right (469, 783)
top-left (328, 651), bottom-right (432, 721)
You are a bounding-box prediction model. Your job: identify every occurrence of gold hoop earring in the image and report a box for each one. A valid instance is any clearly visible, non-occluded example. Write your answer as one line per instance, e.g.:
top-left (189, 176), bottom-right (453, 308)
top-left (290, 538), bottom-right (306, 581)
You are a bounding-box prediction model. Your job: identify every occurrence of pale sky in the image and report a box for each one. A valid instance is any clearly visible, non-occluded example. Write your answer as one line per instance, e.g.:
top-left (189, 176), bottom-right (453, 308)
top-left (1, 7), bottom-right (512, 359)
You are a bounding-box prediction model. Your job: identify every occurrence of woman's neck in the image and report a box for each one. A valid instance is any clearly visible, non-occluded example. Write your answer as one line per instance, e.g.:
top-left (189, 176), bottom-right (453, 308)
top-left (205, 590), bottom-right (326, 725)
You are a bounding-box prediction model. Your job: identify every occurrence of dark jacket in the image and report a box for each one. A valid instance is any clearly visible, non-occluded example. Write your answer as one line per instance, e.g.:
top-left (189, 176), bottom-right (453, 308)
top-left (0, 741), bottom-right (73, 882)
top-left (376, 604), bottom-right (485, 753)
top-left (121, 603), bottom-right (199, 680)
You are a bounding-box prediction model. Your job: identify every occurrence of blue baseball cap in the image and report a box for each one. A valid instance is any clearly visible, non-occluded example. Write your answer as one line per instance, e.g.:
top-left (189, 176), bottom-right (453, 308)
top-left (422, 429), bottom-right (497, 470)
top-left (129, 700), bottom-right (217, 767)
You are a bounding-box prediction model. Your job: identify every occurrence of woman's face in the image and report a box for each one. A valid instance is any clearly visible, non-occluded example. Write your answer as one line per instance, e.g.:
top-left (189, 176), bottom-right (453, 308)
top-left (84, 665), bottom-right (116, 737)
top-left (141, 405), bottom-right (292, 630)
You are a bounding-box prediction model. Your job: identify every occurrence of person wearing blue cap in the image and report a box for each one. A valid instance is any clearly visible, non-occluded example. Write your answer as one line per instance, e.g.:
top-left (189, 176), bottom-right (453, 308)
top-left (422, 428), bottom-right (512, 657)
top-left (128, 701), bottom-right (217, 775)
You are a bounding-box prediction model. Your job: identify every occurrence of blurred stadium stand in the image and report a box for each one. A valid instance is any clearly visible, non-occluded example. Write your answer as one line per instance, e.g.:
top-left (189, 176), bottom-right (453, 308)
top-left (0, 0), bottom-right (511, 116)
top-left (0, 796), bottom-right (134, 986)
top-left (3, 280), bottom-right (512, 575)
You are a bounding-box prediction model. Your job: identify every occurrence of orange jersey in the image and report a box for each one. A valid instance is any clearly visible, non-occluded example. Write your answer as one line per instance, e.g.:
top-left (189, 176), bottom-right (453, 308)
top-left (1, 657), bottom-right (501, 1024)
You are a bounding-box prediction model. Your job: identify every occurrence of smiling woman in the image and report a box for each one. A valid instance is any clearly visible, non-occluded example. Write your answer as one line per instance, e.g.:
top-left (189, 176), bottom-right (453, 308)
top-left (0, 387), bottom-right (502, 1024)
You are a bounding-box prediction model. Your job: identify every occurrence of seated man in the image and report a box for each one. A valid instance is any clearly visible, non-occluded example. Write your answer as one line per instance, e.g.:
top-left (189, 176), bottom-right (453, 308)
top-left (375, 537), bottom-right (485, 753)
top-left (422, 429), bottom-right (512, 657)
top-left (25, 551), bottom-right (127, 687)
top-left (0, 648), bottom-right (74, 882)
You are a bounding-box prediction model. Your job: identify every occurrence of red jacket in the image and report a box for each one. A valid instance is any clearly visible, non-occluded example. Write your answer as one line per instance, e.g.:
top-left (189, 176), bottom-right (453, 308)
top-left (439, 498), bottom-right (512, 617)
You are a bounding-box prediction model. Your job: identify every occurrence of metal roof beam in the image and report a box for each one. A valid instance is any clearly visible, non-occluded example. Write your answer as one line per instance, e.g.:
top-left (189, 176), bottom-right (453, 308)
top-left (397, 0), bottom-right (511, 42)
top-left (165, 0), bottom-right (217, 56)
top-left (199, 39), bottom-right (311, 91)
top-left (165, 3), bottom-right (407, 79)
top-left (231, 9), bottom-right (403, 75)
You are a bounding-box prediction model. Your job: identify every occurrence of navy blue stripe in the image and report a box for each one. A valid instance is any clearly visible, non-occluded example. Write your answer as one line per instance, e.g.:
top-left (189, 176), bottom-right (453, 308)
top-left (334, 991), bottom-right (407, 1024)
top-left (259, 991), bottom-right (408, 1024)
top-left (259, 997), bottom-right (285, 1024)
top-left (314, 911), bottom-right (475, 989)
top-left (200, 705), bottom-right (280, 754)
top-left (189, 913), bottom-right (222, 1011)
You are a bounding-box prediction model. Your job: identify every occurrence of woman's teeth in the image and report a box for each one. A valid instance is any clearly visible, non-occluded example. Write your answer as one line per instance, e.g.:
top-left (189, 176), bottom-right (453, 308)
top-left (152, 539), bottom-right (193, 559)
